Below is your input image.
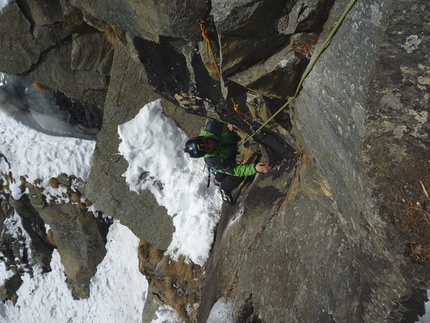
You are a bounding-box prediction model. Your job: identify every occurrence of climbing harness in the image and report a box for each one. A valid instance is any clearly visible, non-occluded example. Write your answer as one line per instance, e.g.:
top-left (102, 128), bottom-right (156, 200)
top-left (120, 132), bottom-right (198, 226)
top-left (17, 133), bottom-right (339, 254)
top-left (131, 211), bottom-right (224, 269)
top-left (200, 20), bottom-right (222, 80)
top-left (242, 0), bottom-right (358, 144)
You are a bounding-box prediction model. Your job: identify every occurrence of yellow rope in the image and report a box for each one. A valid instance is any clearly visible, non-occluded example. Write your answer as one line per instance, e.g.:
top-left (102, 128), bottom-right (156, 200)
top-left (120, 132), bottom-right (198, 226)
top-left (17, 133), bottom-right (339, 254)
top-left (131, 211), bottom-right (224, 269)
top-left (200, 20), bottom-right (222, 80)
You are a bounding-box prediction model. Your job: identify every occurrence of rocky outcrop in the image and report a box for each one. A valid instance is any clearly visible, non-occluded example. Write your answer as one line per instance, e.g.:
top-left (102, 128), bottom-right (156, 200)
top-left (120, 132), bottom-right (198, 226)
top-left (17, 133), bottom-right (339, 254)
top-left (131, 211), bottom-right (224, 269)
top-left (25, 177), bottom-right (111, 299)
top-left (138, 239), bottom-right (204, 323)
top-left (0, 172), bottom-right (111, 300)
top-left (0, 0), bottom-right (429, 322)
top-left (0, 180), bottom-right (53, 284)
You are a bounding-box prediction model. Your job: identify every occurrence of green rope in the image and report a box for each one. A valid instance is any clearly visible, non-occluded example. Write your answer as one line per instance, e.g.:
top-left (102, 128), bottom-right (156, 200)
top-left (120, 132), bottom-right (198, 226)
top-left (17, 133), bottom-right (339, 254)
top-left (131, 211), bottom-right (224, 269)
top-left (242, 0), bottom-right (357, 144)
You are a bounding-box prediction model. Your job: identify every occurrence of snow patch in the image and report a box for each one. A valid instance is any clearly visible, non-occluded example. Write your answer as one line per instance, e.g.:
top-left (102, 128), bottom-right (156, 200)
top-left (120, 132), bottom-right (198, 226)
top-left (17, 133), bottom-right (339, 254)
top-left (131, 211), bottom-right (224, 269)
top-left (0, 220), bottom-right (147, 323)
top-left (207, 298), bottom-right (236, 323)
top-left (118, 100), bottom-right (222, 265)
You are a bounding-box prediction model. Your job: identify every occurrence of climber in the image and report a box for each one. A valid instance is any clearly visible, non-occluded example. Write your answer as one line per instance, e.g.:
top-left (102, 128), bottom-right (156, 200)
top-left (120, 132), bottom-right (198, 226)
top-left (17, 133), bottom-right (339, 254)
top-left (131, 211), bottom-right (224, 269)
top-left (183, 118), bottom-right (272, 204)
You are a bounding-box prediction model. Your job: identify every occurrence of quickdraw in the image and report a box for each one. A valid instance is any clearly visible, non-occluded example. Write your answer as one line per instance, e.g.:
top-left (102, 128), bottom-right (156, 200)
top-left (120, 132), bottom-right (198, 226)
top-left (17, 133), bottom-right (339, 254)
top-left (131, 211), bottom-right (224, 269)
top-left (231, 98), bottom-right (253, 131)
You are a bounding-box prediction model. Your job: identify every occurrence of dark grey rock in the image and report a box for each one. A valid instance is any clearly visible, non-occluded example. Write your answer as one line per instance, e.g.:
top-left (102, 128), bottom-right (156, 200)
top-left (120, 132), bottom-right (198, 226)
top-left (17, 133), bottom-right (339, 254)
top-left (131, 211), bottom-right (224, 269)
top-left (20, 0), bottom-right (64, 25)
top-left (0, 274), bottom-right (23, 304)
top-left (70, 0), bottom-right (207, 43)
top-left (71, 33), bottom-right (113, 75)
top-left (199, 0), bottom-right (430, 322)
top-left (0, 0), bottom-right (73, 75)
top-left (25, 184), bottom-right (110, 299)
top-left (278, 0), bottom-right (336, 35)
top-left (28, 41), bottom-right (109, 111)
top-left (0, 0), bottom-right (108, 123)
top-left (0, 201), bottom-right (6, 234)
top-left (212, 0), bottom-right (290, 76)
top-left (85, 41), bottom-right (175, 250)
top-left (228, 41), bottom-right (308, 99)
top-left (9, 196), bottom-right (54, 271)
top-left (0, 2), bottom-right (41, 74)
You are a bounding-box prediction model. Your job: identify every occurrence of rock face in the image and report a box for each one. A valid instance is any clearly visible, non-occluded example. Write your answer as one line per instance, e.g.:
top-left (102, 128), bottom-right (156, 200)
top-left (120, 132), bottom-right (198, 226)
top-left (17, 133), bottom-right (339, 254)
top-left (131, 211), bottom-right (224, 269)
top-left (198, 1), bottom-right (430, 323)
top-left (0, 1), bottom-right (106, 129)
top-left (84, 42), bottom-right (177, 250)
top-left (70, 0), bottom-right (207, 43)
top-left (0, 0), bottom-right (429, 322)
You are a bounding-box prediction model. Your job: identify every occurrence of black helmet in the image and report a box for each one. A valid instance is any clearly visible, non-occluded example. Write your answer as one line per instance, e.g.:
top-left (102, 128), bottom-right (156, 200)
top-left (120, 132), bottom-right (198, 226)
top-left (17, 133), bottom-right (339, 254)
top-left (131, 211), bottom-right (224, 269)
top-left (183, 136), bottom-right (206, 158)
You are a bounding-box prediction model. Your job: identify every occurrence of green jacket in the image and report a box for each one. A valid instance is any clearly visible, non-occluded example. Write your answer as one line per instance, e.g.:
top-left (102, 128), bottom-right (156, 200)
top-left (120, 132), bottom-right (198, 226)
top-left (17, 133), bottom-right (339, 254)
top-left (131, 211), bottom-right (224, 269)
top-left (200, 119), bottom-right (256, 177)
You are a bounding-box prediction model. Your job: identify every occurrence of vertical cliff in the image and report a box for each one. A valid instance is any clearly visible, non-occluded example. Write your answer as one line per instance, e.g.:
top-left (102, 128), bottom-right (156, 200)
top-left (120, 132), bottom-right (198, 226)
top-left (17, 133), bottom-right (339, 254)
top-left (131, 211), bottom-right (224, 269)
top-left (0, 0), bottom-right (429, 322)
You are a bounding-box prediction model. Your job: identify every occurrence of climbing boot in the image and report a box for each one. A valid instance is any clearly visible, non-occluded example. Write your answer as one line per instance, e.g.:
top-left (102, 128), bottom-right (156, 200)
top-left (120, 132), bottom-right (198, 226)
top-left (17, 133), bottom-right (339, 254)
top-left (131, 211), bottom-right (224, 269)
top-left (220, 188), bottom-right (234, 204)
